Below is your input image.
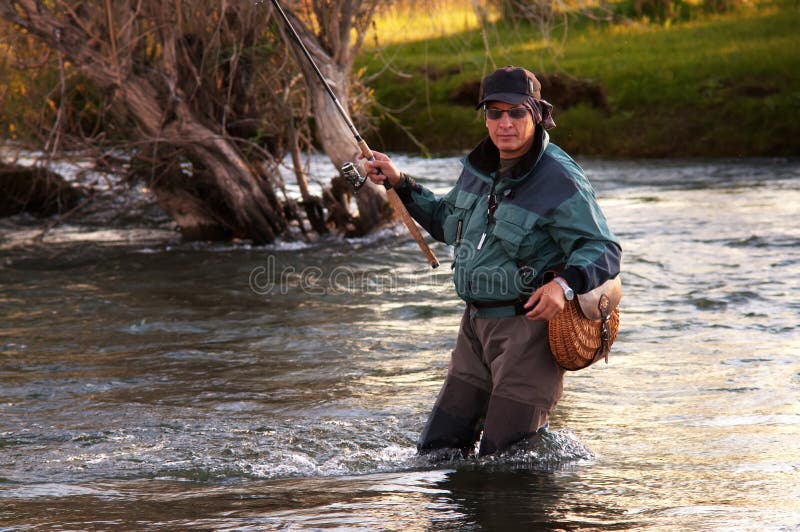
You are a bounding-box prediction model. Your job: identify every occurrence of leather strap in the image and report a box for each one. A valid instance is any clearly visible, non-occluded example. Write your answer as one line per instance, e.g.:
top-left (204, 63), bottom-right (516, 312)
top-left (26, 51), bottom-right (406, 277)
top-left (594, 294), bottom-right (612, 363)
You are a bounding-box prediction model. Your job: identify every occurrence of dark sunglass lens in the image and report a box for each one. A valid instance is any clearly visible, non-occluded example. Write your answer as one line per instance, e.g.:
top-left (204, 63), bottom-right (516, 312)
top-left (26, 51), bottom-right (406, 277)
top-left (485, 108), bottom-right (528, 120)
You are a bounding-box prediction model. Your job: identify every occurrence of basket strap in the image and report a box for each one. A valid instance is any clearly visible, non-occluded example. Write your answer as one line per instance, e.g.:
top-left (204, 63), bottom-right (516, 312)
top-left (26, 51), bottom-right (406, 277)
top-left (595, 294), bottom-right (612, 363)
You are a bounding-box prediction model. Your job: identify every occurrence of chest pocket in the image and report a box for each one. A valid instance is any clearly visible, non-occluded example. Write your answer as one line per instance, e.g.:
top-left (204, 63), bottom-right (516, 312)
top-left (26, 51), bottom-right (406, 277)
top-left (493, 205), bottom-right (538, 260)
top-left (441, 190), bottom-right (479, 246)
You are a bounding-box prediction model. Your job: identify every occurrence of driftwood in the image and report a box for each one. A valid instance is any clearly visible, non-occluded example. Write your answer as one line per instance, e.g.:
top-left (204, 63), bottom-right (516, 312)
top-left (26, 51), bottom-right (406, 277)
top-left (0, 1), bottom-right (387, 243)
top-left (0, 163), bottom-right (84, 217)
top-left (275, 1), bottom-right (389, 233)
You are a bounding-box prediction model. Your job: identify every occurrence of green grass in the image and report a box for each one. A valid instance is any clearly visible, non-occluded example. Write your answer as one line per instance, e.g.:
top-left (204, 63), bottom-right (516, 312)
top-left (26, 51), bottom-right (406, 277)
top-left (358, 1), bottom-right (800, 157)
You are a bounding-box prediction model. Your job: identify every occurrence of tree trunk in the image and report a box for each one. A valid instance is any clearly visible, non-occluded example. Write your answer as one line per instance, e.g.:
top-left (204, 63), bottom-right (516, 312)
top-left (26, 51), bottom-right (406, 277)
top-left (114, 75), bottom-right (287, 243)
top-left (282, 6), bottom-right (389, 235)
top-left (3, 0), bottom-right (287, 244)
top-left (304, 64), bottom-right (388, 233)
top-left (287, 119), bottom-right (328, 235)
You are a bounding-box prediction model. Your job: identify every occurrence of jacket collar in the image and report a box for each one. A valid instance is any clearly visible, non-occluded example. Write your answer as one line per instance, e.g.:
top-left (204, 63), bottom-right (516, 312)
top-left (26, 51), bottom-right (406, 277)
top-left (465, 125), bottom-right (549, 183)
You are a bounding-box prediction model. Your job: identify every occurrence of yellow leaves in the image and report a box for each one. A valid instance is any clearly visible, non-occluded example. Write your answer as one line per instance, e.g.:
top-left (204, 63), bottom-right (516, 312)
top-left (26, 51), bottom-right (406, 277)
top-left (367, 2), bottom-right (486, 46)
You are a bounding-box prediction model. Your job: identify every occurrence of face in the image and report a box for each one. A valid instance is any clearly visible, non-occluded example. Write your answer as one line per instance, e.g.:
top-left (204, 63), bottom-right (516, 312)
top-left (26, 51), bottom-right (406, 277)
top-left (484, 101), bottom-right (536, 159)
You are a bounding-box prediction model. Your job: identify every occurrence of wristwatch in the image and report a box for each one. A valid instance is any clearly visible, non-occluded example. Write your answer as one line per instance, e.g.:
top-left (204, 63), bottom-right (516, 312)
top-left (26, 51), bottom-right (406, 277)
top-left (553, 277), bottom-right (574, 301)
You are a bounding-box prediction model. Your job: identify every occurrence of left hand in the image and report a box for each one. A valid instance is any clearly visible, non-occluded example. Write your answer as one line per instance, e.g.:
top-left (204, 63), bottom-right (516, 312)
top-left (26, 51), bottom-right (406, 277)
top-left (523, 280), bottom-right (566, 321)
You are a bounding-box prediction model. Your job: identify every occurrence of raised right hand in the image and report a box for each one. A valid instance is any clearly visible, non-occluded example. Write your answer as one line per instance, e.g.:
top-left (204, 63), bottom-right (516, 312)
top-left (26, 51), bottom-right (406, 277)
top-left (361, 151), bottom-right (404, 188)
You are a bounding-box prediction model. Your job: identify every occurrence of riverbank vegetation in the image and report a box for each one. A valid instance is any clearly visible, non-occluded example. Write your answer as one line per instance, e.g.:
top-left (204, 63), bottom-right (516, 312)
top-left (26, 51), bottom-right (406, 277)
top-left (0, 0), bottom-right (389, 242)
top-left (359, 0), bottom-right (800, 157)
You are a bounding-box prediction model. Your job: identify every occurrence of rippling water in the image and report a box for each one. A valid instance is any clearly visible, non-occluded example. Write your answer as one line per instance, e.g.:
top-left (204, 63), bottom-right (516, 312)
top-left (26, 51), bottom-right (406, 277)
top-left (1, 157), bottom-right (799, 530)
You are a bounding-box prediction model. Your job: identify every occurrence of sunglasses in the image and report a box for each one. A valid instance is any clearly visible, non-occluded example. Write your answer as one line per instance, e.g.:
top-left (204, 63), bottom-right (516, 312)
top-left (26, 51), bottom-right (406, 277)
top-left (484, 107), bottom-right (530, 120)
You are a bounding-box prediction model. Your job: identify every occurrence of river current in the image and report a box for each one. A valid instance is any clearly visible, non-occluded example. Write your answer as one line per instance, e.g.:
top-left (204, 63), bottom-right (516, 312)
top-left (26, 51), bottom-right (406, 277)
top-left (1, 156), bottom-right (799, 530)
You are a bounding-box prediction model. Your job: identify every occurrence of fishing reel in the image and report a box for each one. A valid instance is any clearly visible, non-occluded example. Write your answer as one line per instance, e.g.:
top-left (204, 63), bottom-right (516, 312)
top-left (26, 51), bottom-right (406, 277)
top-left (341, 161), bottom-right (367, 192)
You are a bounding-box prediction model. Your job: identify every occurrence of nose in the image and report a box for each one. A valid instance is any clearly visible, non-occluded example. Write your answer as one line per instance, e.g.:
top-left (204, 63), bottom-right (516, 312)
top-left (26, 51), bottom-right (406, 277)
top-left (498, 111), bottom-right (514, 127)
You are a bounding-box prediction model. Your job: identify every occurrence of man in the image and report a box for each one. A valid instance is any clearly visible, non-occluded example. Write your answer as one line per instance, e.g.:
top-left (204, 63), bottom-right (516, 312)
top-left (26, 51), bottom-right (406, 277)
top-left (364, 66), bottom-right (621, 457)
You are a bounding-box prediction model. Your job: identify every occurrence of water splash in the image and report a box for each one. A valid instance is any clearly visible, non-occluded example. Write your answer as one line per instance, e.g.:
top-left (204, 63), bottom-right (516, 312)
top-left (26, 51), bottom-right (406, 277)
top-left (414, 429), bottom-right (595, 472)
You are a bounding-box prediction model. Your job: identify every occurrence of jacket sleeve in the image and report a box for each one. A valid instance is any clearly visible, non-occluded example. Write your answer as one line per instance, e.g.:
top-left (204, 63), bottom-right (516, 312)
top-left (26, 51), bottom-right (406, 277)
top-left (393, 174), bottom-right (456, 243)
top-left (545, 179), bottom-right (621, 294)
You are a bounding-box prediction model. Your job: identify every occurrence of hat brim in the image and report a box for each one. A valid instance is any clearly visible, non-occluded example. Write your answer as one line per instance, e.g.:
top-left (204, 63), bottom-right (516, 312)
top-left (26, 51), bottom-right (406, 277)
top-left (475, 92), bottom-right (529, 110)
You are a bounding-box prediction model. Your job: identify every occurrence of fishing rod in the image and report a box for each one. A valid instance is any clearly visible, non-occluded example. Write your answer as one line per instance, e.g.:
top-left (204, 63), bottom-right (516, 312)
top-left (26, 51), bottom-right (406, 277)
top-left (269, 0), bottom-right (439, 269)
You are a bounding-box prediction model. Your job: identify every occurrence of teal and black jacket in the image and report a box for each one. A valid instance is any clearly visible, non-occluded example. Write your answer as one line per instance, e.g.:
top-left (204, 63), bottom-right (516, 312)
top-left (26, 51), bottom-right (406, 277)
top-left (394, 126), bottom-right (621, 303)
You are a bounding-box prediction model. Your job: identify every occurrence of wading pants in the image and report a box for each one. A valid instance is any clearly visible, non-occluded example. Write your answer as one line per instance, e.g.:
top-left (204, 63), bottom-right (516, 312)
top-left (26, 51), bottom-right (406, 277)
top-left (418, 307), bottom-right (565, 457)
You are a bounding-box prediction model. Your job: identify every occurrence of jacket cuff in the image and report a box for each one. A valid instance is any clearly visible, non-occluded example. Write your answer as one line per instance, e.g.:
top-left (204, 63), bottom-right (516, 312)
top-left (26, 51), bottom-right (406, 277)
top-left (559, 266), bottom-right (586, 295)
top-left (393, 173), bottom-right (420, 203)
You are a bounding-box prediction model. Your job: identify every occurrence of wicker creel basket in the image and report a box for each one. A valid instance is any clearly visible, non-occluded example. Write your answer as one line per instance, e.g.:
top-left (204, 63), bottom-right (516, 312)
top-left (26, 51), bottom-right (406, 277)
top-left (548, 276), bottom-right (622, 371)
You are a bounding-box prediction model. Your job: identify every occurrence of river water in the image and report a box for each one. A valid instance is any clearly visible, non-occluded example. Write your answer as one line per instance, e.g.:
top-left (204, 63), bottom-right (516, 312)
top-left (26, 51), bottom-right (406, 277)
top-left (1, 156), bottom-right (799, 531)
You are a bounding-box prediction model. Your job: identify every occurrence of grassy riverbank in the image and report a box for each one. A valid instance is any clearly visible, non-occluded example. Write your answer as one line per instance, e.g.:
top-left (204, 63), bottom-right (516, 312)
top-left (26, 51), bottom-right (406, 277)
top-left (358, 1), bottom-right (800, 157)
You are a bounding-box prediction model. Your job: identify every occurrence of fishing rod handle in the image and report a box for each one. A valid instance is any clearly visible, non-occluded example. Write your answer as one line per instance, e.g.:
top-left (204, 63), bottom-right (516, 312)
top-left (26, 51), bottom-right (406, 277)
top-left (357, 140), bottom-right (393, 190)
top-left (357, 139), bottom-right (376, 162)
top-left (354, 141), bottom-right (439, 268)
top-left (386, 189), bottom-right (440, 269)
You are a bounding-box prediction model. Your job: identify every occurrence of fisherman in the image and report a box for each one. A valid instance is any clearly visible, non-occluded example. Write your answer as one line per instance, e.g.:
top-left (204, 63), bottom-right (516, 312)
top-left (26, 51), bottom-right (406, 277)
top-left (364, 66), bottom-right (621, 457)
